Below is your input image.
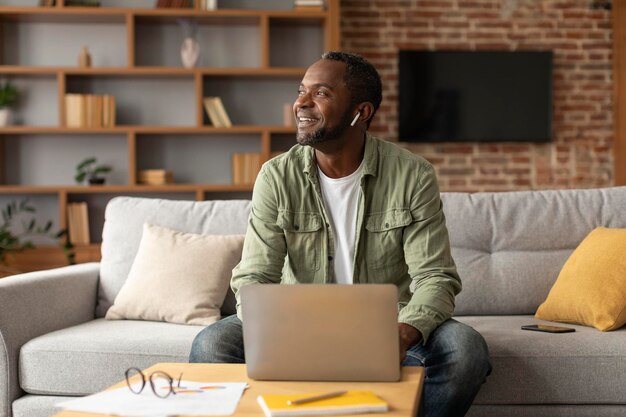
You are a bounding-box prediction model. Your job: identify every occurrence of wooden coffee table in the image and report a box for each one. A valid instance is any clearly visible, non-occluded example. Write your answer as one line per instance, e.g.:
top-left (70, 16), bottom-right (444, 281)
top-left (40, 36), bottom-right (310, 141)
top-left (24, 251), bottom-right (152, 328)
top-left (53, 363), bottom-right (425, 417)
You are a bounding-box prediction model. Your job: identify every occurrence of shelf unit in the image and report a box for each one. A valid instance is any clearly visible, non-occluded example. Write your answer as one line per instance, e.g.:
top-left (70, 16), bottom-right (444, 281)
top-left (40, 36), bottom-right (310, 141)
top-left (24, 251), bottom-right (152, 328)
top-left (0, 0), bottom-right (340, 270)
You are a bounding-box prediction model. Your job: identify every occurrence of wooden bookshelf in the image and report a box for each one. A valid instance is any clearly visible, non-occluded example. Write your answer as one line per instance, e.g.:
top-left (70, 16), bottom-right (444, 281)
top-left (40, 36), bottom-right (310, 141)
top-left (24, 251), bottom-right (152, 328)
top-left (0, 0), bottom-right (339, 273)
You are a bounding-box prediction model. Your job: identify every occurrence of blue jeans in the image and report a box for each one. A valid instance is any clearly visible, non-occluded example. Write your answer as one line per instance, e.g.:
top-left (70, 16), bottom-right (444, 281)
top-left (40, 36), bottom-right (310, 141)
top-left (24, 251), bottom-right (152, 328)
top-left (190, 316), bottom-right (491, 417)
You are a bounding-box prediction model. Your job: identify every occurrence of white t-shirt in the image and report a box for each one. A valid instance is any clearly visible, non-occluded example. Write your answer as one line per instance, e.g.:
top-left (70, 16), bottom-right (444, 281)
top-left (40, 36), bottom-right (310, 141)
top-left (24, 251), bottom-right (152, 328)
top-left (318, 162), bottom-right (363, 284)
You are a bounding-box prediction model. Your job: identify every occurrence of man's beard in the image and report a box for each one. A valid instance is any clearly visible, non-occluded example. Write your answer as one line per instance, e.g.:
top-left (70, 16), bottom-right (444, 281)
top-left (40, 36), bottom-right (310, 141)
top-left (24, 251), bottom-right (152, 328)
top-left (296, 110), bottom-right (353, 146)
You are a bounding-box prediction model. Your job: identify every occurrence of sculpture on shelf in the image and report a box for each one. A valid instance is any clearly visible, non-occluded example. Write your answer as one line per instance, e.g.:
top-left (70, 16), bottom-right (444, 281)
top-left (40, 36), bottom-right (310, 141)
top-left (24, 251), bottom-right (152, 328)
top-left (178, 19), bottom-right (200, 68)
top-left (75, 157), bottom-right (112, 185)
top-left (0, 81), bottom-right (17, 127)
top-left (78, 45), bottom-right (92, 67)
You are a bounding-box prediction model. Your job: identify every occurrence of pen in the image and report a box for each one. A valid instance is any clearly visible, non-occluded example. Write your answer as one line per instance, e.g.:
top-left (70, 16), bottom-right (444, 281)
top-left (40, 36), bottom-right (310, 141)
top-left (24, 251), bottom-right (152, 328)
top-left (288, 390), bottom-right (348, 405)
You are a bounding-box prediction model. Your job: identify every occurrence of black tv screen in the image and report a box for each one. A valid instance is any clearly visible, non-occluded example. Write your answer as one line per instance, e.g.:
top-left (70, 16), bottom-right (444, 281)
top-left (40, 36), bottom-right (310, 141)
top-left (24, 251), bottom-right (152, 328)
top-left (398, 50), bottom-right (553, 142)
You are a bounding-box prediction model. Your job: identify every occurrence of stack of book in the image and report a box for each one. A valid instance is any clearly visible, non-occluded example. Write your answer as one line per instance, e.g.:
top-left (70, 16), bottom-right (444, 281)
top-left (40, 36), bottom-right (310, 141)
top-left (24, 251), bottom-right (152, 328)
top-left (155, 0), bottom-right (191, 8)
top-left (294, 0), bottom-right (325, 11)
top-left (138, 169), bottom-right (174, 185)
top-left (232, 153), bottom-right (263, 185)
top-left (67, 202), bottom-right (90, 245)
top-left (203, 97), bottom-right (232, 127)
top-left (65, 94), bottom-right (116, 128)
top-left (65, 0), bottom-right (100, 6)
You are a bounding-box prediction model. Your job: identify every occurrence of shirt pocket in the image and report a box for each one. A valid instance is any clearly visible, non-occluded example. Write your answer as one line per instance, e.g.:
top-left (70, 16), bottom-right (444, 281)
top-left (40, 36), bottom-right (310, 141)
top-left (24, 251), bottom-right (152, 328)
top-left (365, 208), bottom-right (412, 271)
top-left (277, 211), bottom-right (323, 273)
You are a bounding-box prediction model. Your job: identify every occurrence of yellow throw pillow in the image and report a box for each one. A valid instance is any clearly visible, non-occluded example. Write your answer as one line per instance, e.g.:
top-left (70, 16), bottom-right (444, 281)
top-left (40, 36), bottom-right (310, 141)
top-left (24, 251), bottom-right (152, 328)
top-left (535, 227), bottom-right (626, 331)
top-left (106, 223), bottom-right (245, 326)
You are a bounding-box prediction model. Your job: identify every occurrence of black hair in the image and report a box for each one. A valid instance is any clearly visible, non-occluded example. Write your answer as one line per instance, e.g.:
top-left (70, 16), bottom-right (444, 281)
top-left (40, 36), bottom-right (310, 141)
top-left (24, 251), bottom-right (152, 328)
top-left (321, 51), bottom-right (382, 128)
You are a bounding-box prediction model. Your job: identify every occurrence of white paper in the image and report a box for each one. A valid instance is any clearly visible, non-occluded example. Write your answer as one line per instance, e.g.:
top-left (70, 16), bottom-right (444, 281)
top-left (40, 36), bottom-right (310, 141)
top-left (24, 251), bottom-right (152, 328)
top-left (56, 380), bottom-right (247, 417)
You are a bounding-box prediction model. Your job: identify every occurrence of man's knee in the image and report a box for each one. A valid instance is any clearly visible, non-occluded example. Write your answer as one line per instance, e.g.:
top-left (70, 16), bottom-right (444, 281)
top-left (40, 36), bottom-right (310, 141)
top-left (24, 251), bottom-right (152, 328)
top-left (431, 320), bottom-right (491, 381)
top-left (189, 315), bottom-right (243, 363)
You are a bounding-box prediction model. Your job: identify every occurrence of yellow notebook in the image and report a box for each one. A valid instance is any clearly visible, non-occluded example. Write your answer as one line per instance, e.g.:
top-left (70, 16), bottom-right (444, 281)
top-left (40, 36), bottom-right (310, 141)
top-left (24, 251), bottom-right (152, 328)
top-left (257, 390), bottom-right (388, 417)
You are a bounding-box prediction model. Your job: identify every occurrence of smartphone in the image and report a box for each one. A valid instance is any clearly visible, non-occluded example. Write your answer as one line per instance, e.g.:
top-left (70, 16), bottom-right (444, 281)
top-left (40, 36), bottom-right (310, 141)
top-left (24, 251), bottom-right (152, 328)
top-left (521, 324), bottom-right (575, 333)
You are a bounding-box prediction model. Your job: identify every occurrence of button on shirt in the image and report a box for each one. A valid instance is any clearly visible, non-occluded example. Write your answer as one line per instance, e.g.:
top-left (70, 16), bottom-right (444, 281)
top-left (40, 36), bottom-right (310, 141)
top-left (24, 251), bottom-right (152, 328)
top-left (232, 132), bottom-right (462, 344)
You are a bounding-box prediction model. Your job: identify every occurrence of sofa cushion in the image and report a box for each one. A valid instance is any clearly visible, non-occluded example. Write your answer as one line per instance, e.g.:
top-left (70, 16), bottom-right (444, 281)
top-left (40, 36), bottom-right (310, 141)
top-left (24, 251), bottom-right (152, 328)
top-left (441, 186), bottom-right (626, 315)
top-left (105, 223), bottom-right (245, 326)
top-left (535, 227), bottom-right (626, 331)
top-left (19, 319), bottom-right (204, 396)
top-left (455, 315), bottom-right (626, 404)
top-left (97, 197), bottom-right (252, 317)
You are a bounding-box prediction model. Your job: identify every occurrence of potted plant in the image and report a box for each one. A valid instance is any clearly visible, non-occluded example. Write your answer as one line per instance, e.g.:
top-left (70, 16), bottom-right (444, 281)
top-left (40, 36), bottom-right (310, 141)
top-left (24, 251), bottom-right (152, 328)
top-left (0, 81), bottom-right (17, 127)
top-left (75, 157), bottom-right (112, 185)
top-left (0, 199), bottom-right (74, 277)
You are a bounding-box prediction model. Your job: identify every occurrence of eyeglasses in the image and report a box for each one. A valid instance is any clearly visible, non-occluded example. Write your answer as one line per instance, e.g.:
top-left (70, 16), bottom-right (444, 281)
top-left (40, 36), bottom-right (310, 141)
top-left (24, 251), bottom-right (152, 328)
top-left (125, 367), bottom-right (183, 399)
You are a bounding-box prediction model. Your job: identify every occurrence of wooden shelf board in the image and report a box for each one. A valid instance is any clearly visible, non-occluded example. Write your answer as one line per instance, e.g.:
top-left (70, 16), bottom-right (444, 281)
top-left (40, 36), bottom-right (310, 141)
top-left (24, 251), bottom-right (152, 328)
top-left (1, 243), bottom-right (101, 276)
top-left (0, 7), bottom-right (127, 23)
top-left (0, 126), bottom-right (296, 134)
top-left (0, 126), bottom-right (128, 134)
top-left (0, 7), bottom-right (327, 23)
top-left (0, 66), bottom-right (306, 76)
top-left (0, 184), bottom-right (254, 194)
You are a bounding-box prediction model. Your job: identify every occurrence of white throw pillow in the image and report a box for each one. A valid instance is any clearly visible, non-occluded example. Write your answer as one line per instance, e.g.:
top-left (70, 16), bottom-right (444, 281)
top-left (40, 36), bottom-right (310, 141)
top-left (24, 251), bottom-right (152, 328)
top-left (105, 223), bottom-right (245, 325)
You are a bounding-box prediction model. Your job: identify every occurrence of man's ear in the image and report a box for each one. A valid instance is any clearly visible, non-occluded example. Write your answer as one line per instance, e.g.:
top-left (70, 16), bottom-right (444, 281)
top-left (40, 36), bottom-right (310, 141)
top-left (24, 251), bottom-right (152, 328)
top-left (356, 102), bottom-right (375, 125)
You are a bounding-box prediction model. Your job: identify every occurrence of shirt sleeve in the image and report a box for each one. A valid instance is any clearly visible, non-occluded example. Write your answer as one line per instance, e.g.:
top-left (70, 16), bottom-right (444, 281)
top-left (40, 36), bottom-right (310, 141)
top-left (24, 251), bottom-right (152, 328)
top-left (398, 162), bottom-right (462, 344)
top-left (231, 166), bottom-right (286, 321)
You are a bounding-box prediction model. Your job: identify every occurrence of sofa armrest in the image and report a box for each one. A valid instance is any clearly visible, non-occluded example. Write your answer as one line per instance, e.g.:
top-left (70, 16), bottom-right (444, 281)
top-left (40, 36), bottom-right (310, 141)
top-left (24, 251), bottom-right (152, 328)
top-left (0, 263), bottom-right (100, 417)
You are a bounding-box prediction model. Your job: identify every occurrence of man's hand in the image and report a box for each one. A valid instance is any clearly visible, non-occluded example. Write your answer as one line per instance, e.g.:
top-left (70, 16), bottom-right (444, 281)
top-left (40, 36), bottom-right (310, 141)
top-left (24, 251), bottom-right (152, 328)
top-left (398, 323), bottom-right (422, 363)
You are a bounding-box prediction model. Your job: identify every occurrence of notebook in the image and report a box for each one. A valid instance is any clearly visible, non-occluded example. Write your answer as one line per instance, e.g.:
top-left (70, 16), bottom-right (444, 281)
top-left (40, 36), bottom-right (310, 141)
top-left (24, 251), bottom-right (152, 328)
top-left (257, 390), bottom-right (389, 417)
top-left (241, 284), bottom-right (400, 382)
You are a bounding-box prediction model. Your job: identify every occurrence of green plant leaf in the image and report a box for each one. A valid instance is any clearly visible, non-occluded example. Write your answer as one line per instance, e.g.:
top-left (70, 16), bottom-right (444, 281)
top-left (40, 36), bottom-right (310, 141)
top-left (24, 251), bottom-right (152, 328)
top-left (76, 157), bottom-right (96, 171)
top-left (27, 219), bottom-right (35, 232)
top-left (44, 221), bottom-right (52, 233)
top-left (75, 172), bottom-right (87, 183)
top-left (93, 165), bottom-right (112, 175)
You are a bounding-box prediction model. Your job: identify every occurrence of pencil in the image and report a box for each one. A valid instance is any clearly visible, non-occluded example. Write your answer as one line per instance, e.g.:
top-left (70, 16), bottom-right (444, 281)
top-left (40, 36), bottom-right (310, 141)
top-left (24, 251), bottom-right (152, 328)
top-left (287, 391), bottom-right (348, 405)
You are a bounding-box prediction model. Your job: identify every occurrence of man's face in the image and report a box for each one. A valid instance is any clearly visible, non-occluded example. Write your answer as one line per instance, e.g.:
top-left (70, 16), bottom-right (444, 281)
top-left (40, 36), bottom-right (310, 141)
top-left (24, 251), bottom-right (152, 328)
top-left (294, 59), bottom-right (354, 146)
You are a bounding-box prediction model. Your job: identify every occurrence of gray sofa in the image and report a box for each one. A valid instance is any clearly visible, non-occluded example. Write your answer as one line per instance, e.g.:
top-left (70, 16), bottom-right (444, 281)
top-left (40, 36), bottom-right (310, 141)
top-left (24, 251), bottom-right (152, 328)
top-left (1, 186), bottom-right (625, 417)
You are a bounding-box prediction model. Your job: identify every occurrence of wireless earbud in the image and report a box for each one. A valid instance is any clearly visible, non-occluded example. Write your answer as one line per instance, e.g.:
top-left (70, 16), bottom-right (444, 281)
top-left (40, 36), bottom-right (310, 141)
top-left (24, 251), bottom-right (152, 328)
top-left (350, 111), bottom-right (361, 127)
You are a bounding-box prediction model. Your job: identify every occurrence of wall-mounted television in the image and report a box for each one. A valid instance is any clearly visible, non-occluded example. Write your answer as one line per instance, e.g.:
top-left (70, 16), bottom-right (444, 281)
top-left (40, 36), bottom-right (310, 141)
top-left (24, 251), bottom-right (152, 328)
top-left (398, 50), bottom-right (553, 143)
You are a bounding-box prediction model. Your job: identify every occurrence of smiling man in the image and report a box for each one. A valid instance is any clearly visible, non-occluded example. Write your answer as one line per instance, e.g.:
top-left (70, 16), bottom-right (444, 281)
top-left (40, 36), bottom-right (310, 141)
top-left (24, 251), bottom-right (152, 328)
top-left (190, 52), bottom-right (491, 417)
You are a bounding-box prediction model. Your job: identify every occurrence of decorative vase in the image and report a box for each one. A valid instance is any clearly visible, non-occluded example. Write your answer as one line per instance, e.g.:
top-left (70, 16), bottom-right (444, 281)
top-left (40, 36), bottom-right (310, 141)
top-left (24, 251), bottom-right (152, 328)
top-left (0, 108), bottom-right (11, 126)
top-left (180, 37), bottom-right (200, 68)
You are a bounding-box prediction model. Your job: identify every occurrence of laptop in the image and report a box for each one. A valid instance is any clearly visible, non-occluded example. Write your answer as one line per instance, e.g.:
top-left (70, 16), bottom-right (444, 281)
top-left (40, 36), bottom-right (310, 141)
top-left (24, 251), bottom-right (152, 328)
top-left (241, 284), bottom-right (401, 382)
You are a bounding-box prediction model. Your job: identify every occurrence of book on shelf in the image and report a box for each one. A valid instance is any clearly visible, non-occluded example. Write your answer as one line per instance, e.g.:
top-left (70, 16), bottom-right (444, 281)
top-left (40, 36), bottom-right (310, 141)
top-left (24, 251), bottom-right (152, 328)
top-left (203, 97), bottom-right (233, 128)
top-left (65, 0), bottom-right (101, 6)
top-left (199, 0), bottom-right (218, 10)
top-left (67, 202), bottom-right (90, 245)
top-left (294, 0), bottom-right (325, 10)
top-left (155, 0), bottom-right (191, 8)
top-left (38, 0), bottom-right (56, 6)
top-left (294, 0), bottom-right (324, 5)
top-left (137, 169), bottom-right (174, 185)
top-left (257, 390), bottom-right (388, 417)
top-left (232, 152), bottom-right (263, 185)
top-left (65, 94), bottom-right (115, 128)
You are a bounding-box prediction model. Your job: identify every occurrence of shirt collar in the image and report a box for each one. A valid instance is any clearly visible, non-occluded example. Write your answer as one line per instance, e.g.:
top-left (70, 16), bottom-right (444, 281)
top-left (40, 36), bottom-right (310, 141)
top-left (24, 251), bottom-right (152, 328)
top-left (302, 131), bottom-right (379, 178)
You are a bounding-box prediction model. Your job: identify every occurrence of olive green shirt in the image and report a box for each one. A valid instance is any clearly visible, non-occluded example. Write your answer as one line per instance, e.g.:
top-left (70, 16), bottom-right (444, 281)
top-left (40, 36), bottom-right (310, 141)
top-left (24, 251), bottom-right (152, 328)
top-left (232, 133), bottom-right (461, 344)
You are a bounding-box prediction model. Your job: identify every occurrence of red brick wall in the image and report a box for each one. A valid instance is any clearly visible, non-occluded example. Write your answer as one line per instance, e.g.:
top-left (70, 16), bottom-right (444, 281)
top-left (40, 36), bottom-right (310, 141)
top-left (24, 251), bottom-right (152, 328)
top-left (340, 0), bottom-right (613, 191)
